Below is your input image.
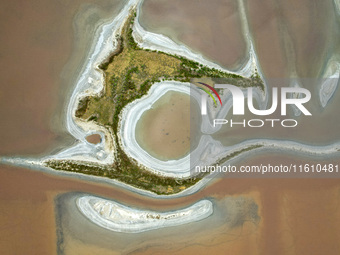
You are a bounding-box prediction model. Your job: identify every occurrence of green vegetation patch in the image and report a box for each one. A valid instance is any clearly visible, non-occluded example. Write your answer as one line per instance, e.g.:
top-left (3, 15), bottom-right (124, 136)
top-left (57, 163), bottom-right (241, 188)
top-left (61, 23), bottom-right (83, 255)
top-left (45, 10), bottom-right (264, 195)
top-left (46, 159), bottom-right (205, 195)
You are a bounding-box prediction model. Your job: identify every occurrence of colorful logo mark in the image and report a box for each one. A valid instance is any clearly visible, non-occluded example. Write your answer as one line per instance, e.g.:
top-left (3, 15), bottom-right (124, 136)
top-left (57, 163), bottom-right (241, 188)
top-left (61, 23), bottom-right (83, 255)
top-left (196, 82), bottom-right (222, 107)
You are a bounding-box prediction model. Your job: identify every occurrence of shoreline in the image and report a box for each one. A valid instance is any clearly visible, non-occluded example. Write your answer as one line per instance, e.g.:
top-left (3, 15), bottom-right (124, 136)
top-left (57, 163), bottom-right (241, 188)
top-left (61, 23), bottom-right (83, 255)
top-left (53, 0), bottom-right (262, 169)
top-left (119, 81), bottom-right (195, 177)
top-left (45, 0), bottom-right (265, 180)
top-left (1, 0), bottom-right (339, 196)
top-left (76, 195), bottom-right (213, 233)
top-left (1, 137), bottom-right (340, 199)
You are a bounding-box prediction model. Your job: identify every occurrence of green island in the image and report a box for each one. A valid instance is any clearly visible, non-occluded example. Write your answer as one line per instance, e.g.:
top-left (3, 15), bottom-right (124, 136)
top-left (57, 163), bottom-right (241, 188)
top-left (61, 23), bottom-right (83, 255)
top-left (45, 10), bottom-right (264, 195)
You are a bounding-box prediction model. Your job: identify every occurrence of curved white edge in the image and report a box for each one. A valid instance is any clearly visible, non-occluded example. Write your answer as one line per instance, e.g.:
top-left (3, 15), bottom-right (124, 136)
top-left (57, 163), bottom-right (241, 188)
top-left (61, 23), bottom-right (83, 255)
top-left (76, 195), bottom-right (213, 233)
top-left (43, 0), bottom-right (263, 167)
top-left (1, 136), bottom-right (340, 199)
top-left (334, 0), bottom-right (340, 14)
top-left (45, 0), bottom-right (141, 165)
top-left (133, 0), bottom-right (257, 79)
top-left (119, 81), bottom-right (191, 177)
top-left (119, 81), bottom-right (219, 178)
top-left (117, 78), bottom-right (273, 178)
top-left (3, 0), bottom-right (340, 196)
top-left (319, 59), bottom-right (340, 108)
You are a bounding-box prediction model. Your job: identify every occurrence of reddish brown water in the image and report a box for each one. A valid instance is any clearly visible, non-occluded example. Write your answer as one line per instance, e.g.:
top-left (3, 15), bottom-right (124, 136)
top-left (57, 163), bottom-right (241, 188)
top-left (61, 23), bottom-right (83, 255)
top-left (140, 0), bottom-right (247, 70)
top-left (2, 162), bottom-right (340, 254)
top-left (0, 0), bottom-right (124, 157)
top-left (85, 134), bottom-right (101, 144)
top-left (246, 0), bottom-right (337, 78)
top-left (136, 91), bottom-right (192, 160)
top-left (1, 0), bottom-right (340, 254)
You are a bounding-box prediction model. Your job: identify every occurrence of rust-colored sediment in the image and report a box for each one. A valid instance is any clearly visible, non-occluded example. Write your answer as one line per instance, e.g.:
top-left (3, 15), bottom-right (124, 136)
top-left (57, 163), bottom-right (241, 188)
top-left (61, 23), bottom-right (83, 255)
top-left (1, 164), bottom-right (340, 254)
top-left (86, 134), bottom-right (101, 144)
top-left (135, 91), bottom-right (192, 160)
top-left (0, 0), bottom-right (124, 156)
top-left (140, 0), bottom-right (247, 69)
